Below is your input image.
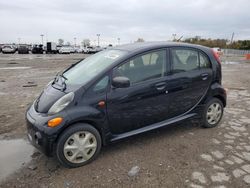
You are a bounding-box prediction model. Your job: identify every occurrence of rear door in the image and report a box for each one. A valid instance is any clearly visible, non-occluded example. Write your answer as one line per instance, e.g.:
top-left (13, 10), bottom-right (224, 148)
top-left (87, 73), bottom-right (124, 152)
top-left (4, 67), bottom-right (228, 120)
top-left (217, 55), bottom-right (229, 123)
top-left (106, 49), bottom-right (170, 134)
top-left (166, 47), bottom-right (212, 118)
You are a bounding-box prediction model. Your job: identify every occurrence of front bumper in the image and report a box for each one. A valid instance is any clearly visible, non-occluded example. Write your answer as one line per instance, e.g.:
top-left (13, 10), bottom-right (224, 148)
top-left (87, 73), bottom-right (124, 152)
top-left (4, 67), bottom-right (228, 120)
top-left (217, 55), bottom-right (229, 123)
top-left (26, 104), bottom-right (69, 156)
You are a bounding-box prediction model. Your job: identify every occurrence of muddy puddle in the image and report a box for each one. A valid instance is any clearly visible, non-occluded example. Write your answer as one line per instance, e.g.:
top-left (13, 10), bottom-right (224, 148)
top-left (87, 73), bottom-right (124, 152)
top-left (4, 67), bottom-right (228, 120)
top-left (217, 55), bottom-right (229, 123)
top-left (0, 139), bottom-right (34, 182)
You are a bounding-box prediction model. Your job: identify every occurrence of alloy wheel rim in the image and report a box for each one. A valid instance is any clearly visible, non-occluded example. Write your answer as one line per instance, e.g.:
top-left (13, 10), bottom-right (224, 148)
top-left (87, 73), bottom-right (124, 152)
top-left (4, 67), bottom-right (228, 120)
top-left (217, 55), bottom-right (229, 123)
top-left (206, 102), bottom-right (222, 125)
top-left (63, 131), bottom-right (97, 164)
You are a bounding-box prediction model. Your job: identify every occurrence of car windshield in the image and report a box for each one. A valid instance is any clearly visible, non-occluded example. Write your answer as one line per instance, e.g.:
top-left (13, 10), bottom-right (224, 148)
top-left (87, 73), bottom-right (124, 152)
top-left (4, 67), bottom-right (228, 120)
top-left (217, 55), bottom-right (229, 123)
top-left (63, 49), bottom-right (127, 86)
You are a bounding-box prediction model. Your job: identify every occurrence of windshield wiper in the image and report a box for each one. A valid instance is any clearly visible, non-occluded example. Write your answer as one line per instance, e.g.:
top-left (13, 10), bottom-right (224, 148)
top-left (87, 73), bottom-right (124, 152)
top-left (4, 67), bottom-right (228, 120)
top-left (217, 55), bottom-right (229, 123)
top-left (52, 73), bottom-right (68, 91)
top-left (60, 73), bottom-right (68, 81)
top-left (59, 73), bottom-right (67, 91)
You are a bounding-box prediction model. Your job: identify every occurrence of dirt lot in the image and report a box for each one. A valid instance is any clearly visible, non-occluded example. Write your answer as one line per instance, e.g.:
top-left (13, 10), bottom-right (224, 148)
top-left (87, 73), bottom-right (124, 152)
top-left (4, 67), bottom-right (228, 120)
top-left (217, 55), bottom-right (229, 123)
top-left (0, 53), bottom-right (250, 188)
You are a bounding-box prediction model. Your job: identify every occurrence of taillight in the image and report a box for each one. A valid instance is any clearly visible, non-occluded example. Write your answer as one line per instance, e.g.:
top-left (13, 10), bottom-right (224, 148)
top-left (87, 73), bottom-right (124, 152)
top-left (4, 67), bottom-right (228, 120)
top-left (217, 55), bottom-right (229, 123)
top-left (212, 49), bottom-right (221, 64)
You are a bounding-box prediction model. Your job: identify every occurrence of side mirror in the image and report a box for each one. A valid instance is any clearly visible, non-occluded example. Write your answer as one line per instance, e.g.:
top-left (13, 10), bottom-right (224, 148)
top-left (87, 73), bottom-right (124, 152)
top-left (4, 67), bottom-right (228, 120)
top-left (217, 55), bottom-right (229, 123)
top-left (112, 76), bottom-right (130, 88)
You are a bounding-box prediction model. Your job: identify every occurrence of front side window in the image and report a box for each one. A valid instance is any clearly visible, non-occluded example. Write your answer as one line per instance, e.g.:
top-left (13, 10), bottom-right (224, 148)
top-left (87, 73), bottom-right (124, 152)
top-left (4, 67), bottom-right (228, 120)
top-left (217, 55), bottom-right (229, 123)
top-left (113, 50), bottom-right (166, 85)
top-left (171, 49), bottom-right (199, 72)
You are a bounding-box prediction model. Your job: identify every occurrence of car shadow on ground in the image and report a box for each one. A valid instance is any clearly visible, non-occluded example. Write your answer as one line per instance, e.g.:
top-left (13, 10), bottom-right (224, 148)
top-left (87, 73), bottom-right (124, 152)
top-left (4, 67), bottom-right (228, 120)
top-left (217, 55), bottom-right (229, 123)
top-left (30, 119), bottom-right (202, 173)
top-left (101, 119), bottom-right (201, 155)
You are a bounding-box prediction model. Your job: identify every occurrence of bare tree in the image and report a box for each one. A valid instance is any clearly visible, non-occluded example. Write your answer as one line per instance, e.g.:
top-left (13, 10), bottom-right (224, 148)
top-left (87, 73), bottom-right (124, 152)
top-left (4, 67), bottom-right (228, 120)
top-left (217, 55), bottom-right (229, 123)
top-left (58, 39), bottom-right (64, 45)
top-left (82, 39), bottom-right (90, 47)
top-left (135, 38), bottom-right (145, 42)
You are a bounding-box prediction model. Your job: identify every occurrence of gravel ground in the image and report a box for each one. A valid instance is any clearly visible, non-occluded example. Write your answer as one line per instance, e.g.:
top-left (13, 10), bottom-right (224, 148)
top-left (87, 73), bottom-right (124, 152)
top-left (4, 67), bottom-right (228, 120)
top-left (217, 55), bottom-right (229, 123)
top-left (0, 53), bottom-right (250, 188)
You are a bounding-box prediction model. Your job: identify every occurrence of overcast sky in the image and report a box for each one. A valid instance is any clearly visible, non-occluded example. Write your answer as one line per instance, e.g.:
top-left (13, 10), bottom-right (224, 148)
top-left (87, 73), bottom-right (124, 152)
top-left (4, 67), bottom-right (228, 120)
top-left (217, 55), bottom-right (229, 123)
top-left (0, 0), bottom-right (250, 45)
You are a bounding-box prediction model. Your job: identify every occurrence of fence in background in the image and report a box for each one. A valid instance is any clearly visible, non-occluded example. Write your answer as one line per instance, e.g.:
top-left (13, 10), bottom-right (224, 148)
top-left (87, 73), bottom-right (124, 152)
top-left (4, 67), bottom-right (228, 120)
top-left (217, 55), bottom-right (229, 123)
top-left (222, 49), bottom-right (250, 55)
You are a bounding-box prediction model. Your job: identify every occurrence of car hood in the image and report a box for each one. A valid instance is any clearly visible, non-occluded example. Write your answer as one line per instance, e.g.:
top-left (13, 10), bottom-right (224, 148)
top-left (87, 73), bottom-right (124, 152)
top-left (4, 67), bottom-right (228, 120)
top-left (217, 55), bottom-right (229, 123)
top-left (35, 85), bottom-right (65, 113)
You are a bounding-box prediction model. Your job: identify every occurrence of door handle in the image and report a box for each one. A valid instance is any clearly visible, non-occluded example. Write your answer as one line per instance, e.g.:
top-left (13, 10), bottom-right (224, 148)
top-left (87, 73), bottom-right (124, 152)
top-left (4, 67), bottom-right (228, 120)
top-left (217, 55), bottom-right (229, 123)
top-left (155, 82), bottom-right (166, 91)
top-left (201, 73), bottom-right (209, 80)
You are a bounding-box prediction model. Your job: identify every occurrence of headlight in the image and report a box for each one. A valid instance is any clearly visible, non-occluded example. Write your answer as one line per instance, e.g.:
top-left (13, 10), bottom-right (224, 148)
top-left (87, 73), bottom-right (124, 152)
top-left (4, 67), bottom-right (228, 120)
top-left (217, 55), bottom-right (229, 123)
top-left (48, 92), bottom-right (74, 115)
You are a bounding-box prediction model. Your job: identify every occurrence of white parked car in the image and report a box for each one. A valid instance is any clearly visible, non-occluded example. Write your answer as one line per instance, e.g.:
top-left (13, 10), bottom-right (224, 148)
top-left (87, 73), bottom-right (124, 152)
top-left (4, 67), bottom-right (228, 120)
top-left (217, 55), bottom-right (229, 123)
top-left (82, 47), bottom-right (89, 54)
top-left (59, 46), bottom-right (72, 54)
top-left (74, 47), bottom-right (84, 53)
top-left (2, 45), bottom-right (16, 53)
top-left (85, 46), bottom-right (100, 54)
top-left (70, 46), bottom-right (75, 53)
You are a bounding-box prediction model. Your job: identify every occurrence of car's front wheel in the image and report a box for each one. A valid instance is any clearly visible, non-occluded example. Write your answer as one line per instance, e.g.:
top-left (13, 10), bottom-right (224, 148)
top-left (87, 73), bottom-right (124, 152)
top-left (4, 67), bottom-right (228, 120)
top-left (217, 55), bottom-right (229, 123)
top-left (202, 98), bottom-right (224, 128)
top-left (56, 123), bottom-right (102, 168)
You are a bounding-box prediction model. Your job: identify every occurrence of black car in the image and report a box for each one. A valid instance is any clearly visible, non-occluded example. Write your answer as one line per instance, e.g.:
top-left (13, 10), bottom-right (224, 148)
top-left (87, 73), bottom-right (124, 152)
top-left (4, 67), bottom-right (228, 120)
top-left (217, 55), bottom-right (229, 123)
top-left (18, 45), bottom-right (29, 54)
top-left (26, 42), bottom-right (226, 168)
top-left (32, 44), bottom-right (44, 54)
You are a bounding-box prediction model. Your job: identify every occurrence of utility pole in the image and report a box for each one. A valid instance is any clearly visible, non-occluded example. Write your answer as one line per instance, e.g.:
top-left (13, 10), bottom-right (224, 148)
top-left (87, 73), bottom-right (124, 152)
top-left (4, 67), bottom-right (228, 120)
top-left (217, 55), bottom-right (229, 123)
top-left (117, 38), bottom-right (120, 45)
top-left (96, 34), bottom-right (100, 47)
top-left (230, 32), bottom-right (234, 44)
top-left (40, 34), bottom-right (44, 45)
top-left (172, 34), bottom-right (176, 41)
top-left (74, 37), bottom-right (76, 47)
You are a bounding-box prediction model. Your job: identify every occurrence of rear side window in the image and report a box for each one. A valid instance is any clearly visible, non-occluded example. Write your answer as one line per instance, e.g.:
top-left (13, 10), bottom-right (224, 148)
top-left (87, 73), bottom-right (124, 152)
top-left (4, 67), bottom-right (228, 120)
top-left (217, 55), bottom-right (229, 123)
top-left (171, 48), bottom-right (211, 72)
top-left (171, 49), bottom-right (199, 72)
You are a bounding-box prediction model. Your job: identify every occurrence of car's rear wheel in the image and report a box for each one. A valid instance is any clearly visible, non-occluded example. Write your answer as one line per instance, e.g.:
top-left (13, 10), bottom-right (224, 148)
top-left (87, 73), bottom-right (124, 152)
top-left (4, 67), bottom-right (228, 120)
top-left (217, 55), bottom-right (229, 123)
top-left (202, 98), bottom-right (224, 128)
top-left (56, 123), bottom-right (101, 168)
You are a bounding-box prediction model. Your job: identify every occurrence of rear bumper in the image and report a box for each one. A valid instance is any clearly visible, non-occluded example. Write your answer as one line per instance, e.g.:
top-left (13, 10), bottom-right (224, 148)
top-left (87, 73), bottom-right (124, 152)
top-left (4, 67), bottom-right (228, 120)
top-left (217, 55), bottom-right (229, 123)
top-left (26, 104), bottom-right (69, 156)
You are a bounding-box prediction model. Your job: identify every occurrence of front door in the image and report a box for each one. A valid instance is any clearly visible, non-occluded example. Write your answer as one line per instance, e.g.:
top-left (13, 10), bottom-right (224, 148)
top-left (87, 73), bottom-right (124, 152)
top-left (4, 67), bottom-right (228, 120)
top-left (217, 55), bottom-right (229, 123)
top-left (107, 49), bottom-right (170, 134)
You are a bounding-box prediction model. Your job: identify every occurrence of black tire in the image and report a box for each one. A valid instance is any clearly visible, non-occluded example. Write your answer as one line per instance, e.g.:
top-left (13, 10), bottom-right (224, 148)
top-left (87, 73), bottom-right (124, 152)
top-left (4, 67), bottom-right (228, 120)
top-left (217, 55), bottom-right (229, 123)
top-left (202, 98), bottom-right (224, 128)
top-left (56, 123), bottom-right (102, 168)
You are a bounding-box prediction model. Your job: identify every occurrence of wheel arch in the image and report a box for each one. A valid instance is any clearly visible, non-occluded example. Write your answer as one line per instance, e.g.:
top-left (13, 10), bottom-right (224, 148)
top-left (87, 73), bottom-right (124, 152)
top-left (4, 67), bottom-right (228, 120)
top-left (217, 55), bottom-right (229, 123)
top-left (209, 83), bottom-right (227, 107)
top-left (213, 94), bottom-right (226, 107)
top-left (54, 119), bottom-right (106, 149)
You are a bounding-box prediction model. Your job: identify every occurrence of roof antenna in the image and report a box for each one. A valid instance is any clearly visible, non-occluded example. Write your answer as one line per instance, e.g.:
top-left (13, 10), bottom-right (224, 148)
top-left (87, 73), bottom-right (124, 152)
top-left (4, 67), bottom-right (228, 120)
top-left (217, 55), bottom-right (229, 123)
top-left (177, 36), bottom-right (183, 42)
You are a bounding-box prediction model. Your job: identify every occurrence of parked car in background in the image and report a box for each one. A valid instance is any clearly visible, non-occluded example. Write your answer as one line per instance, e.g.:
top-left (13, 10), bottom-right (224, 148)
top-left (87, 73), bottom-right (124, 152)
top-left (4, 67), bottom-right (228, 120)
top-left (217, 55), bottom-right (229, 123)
top-left (74, 46), bottom-right (84, 53)
top-left (18, 45), bottom-right (29, 54)
top-left (2, 45), bottom-right (16, 53)
top-left (46, 42), bottom-right (57, 54)
top-left (56, 45), bottom-right (62, 53)
top-left (82, 47), bottom-right (89, 54)
top-left (78, 47), bottom-right (85, 53)
top-left (0, 45), bottom-right (2, 53)
top-left (59, 46), bottom-right (72, 54)
top-left (84, 46), bottom-right (102, 54)
top-left (26, 42), bottom-right (226, 168)
top-left (103, 44), bottom-right (113, 50)
top-left (70, 46), bottom-right (75, 53)
top-left (32, 44), bottom-right (44, 54)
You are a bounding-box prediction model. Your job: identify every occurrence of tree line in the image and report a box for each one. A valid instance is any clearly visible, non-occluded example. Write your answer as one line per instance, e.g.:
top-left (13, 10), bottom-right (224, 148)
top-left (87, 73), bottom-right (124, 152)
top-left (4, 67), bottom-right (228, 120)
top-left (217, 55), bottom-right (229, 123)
top-left (182, 37), bottom-right (250, 50)
top-left (57, 37), bottom-right (250, 50)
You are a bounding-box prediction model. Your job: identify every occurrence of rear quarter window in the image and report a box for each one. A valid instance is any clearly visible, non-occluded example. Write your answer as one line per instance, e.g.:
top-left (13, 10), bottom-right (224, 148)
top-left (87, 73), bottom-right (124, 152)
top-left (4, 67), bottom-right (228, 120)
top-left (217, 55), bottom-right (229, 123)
top-left (199, 52), bottom-right (211, 68)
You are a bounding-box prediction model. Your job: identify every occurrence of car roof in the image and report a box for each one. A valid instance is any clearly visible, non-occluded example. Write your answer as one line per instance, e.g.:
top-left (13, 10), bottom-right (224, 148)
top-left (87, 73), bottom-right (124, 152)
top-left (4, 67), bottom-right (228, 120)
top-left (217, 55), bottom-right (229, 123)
top-left (114, 41), bottom-right (210, 53)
